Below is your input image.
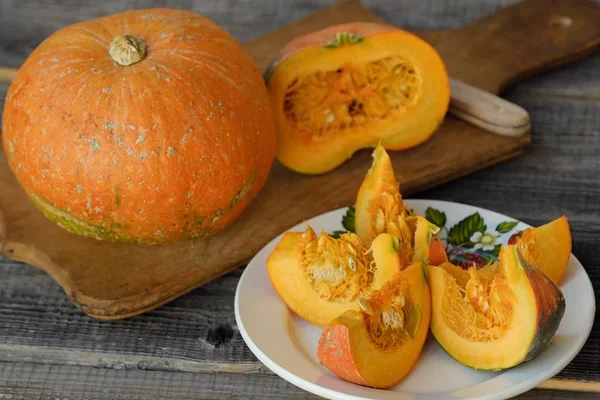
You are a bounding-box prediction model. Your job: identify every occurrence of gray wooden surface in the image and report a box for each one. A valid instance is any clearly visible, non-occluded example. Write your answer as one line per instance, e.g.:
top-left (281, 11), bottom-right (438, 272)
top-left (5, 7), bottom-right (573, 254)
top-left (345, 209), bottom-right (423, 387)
top-left (1, 0), bottom-right (599, 399)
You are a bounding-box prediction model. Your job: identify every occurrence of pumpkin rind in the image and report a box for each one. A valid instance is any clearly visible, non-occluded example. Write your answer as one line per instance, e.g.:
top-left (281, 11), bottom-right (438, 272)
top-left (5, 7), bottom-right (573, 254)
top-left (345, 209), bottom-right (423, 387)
top-left (428, 245), bottom-right (565, 370)
top-left (317, 261), bottom-right (431, 388)
top-left (265, 22), bottom-right (450, 174)
top-left (266, 230), bottom-right (401, 327)
top-left (2, 9), bottom-right (276, 244)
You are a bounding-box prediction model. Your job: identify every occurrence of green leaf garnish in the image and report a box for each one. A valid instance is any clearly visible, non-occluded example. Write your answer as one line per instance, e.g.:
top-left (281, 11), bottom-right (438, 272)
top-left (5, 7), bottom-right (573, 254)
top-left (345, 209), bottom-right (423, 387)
top-left (496, 221), bottom-right (519, 233)
top-left (447, 212), bottom-right (486, 246)
top-left (425, 207), bottom-right (446, 228)
top-left (341, 206), bottom-right (355, 233)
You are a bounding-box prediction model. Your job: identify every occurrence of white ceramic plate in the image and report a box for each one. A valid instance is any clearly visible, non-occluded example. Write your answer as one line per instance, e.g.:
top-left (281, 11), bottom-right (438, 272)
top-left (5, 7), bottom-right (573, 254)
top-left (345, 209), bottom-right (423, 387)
top-left (234, 199), bottom-right (595, 400)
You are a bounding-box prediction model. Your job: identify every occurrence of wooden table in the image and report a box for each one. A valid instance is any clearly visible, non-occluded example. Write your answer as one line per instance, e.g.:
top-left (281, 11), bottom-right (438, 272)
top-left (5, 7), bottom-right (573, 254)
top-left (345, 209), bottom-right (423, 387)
top-left (0, 0), bottom-right (598, 398)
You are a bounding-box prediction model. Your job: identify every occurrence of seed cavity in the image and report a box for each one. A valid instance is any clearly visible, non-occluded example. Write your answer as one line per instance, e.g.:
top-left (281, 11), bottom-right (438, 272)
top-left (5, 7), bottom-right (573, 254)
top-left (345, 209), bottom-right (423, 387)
top-left (301, 227), bottom-right (373, 302)
top-left (443, 265), bottom-right (514, 342)
top-left (283, 56), bottom-right (420, 139)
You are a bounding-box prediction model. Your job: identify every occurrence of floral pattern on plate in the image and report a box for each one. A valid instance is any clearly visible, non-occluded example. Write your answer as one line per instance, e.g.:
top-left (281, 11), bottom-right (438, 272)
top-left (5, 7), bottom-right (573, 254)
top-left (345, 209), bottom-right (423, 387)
top-left (333, 205), bottom-right (524, 268)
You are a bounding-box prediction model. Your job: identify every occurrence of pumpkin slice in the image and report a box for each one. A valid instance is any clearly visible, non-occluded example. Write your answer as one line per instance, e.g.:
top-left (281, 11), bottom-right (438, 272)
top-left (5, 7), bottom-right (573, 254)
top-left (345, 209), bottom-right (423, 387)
top-left (317, 261), bottom-right (431, 388)
top-left (428, 245), bottom-right (565, 370)
top-left (355, 143), bottom-right (408, 247)
top-left (355, 144), bottom-right (441, 265)
top-left (517, 216), bottom-right (571, 285)
top-left (265, 22), bottom-right (450, 174)
top-left (266, 230), bottom-right (401, 326)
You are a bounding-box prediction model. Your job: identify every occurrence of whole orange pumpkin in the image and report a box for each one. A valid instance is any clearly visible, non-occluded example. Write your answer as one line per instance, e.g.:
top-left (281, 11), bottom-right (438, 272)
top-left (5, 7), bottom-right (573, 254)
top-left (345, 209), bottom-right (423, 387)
top-left (2, 9), bottom-right (276, 244)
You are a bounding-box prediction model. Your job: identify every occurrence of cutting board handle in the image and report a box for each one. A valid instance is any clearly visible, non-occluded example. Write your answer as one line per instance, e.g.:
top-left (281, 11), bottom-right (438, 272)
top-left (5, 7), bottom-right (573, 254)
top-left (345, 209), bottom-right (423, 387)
top-left (428, 0), bottom-right (600, 94)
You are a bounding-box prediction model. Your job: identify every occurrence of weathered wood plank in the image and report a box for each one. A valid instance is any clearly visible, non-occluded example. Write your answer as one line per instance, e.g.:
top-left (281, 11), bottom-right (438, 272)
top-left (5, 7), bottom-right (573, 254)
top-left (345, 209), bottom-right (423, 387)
top-left (1, 0), bottom-right (598, 96)
top-left (419, 95), bottom-right (600, 227)
top-left (0, 362), bottom-right (599, 400)
top-left (0, 256), bottom-right (261, 371)
top-left (0, 362), bottom-right (308, 400)
top-left (510, 53), bottom-right (600, 98)
top-left (0, 0), bottom-right (521, 54)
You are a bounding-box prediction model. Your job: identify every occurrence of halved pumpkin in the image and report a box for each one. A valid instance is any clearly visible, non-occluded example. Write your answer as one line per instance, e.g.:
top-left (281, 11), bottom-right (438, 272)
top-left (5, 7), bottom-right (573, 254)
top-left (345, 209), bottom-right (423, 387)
top-left (428, 245), bottom-right (565, 370)
top-left (266, 229), bottom-right (401, 326)
top-left (265, 22), bottom-right (450, 174)
top-left (355, 144), bottom-right (441, 265)
top-left (517, 216), bottom-right (571, 285)
top-left (317, 261), bottom-right (431, 388)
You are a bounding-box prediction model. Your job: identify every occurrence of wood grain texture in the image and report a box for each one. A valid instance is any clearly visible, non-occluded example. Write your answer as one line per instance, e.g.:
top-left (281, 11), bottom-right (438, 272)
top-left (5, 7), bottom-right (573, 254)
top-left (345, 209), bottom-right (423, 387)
top-left (0, 367), bottom-right (577, 399)
top-left (3, 362), bottom-right (598, 400)
top-left (2, 0), bottom-right (600, 320)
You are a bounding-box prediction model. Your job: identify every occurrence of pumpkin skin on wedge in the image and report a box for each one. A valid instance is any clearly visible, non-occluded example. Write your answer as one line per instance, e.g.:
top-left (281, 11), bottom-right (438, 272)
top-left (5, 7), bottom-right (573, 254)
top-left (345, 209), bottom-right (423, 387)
top-left (266, 230), bottom-right (401, 327)
top-left (517, 216), bottom-right (572, 285)
top-left (317, 261), bottom-right (431, 388)
top-left (355, 144), bottom-right (440, 266)
top-left (265, 22), bottom-right (450, 174)
top-left (428, 239), bottom-right (449, 266)
top-left (428, 245), bottom-right (565, 370)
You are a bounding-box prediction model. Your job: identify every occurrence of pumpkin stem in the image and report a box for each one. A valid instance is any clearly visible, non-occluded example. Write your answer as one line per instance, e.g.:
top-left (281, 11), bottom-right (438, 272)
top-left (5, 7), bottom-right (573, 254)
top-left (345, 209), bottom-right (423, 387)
top-left (109, 35), bottom-right (147, 66)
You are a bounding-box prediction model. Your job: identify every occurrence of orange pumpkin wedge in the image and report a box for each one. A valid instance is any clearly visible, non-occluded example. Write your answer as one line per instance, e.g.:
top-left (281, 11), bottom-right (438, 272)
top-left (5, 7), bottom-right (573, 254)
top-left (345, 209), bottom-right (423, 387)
top-left (517, 216), bottom-right (572, 285)
top-left (266, 230), bottom-right (401, 327)
top-left (265, 22), bottom-right (450, 174)
top-left (355, 144), bottom-right (440, 266)
top-left (317, 261), bottom-right (431, 388)
top-left (428, 245), bottom-right (565, 370)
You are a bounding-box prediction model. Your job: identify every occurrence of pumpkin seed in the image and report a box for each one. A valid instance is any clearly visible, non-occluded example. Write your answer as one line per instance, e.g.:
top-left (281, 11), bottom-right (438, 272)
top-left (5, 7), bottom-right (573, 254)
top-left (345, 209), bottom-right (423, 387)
top-left (375, 209), bottom-right (385, 233)
top-left (358, 297), bottom-right (374, 315)
top-left (348, 256), bottom-right (357, 271)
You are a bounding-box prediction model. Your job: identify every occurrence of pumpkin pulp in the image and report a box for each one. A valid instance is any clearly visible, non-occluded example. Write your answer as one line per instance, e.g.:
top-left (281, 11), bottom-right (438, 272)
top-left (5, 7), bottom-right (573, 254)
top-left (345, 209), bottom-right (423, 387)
top-left (355, 144), bottom-right (441, 265)
top-left (266, 22), bottom-right (450, 174)
top-left (428, 245), bottom-right (565, 370)
top-left (317, 261), bottom-right (431, 388)
top-left (266, 230), bottom-right (401, 327)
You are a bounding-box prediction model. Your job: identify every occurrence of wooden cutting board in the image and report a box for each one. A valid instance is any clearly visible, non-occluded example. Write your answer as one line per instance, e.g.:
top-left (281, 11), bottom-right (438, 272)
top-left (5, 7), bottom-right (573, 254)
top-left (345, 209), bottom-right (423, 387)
top-left (1, 0), bottom-right (599, 319)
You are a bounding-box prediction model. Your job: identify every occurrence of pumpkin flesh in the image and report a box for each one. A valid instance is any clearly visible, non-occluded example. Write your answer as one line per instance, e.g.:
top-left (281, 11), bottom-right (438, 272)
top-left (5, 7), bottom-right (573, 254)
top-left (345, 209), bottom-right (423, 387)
top-left (317, 261), bottom-right (431, 388)
top-left (517, 216), bottom-right (572, 285)
top-left (428, 245), bottom-right (565, 370)
top-left (266, 22), bottom-right (450, 174)
top-left (266, 230), bottom-right (401, 327)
